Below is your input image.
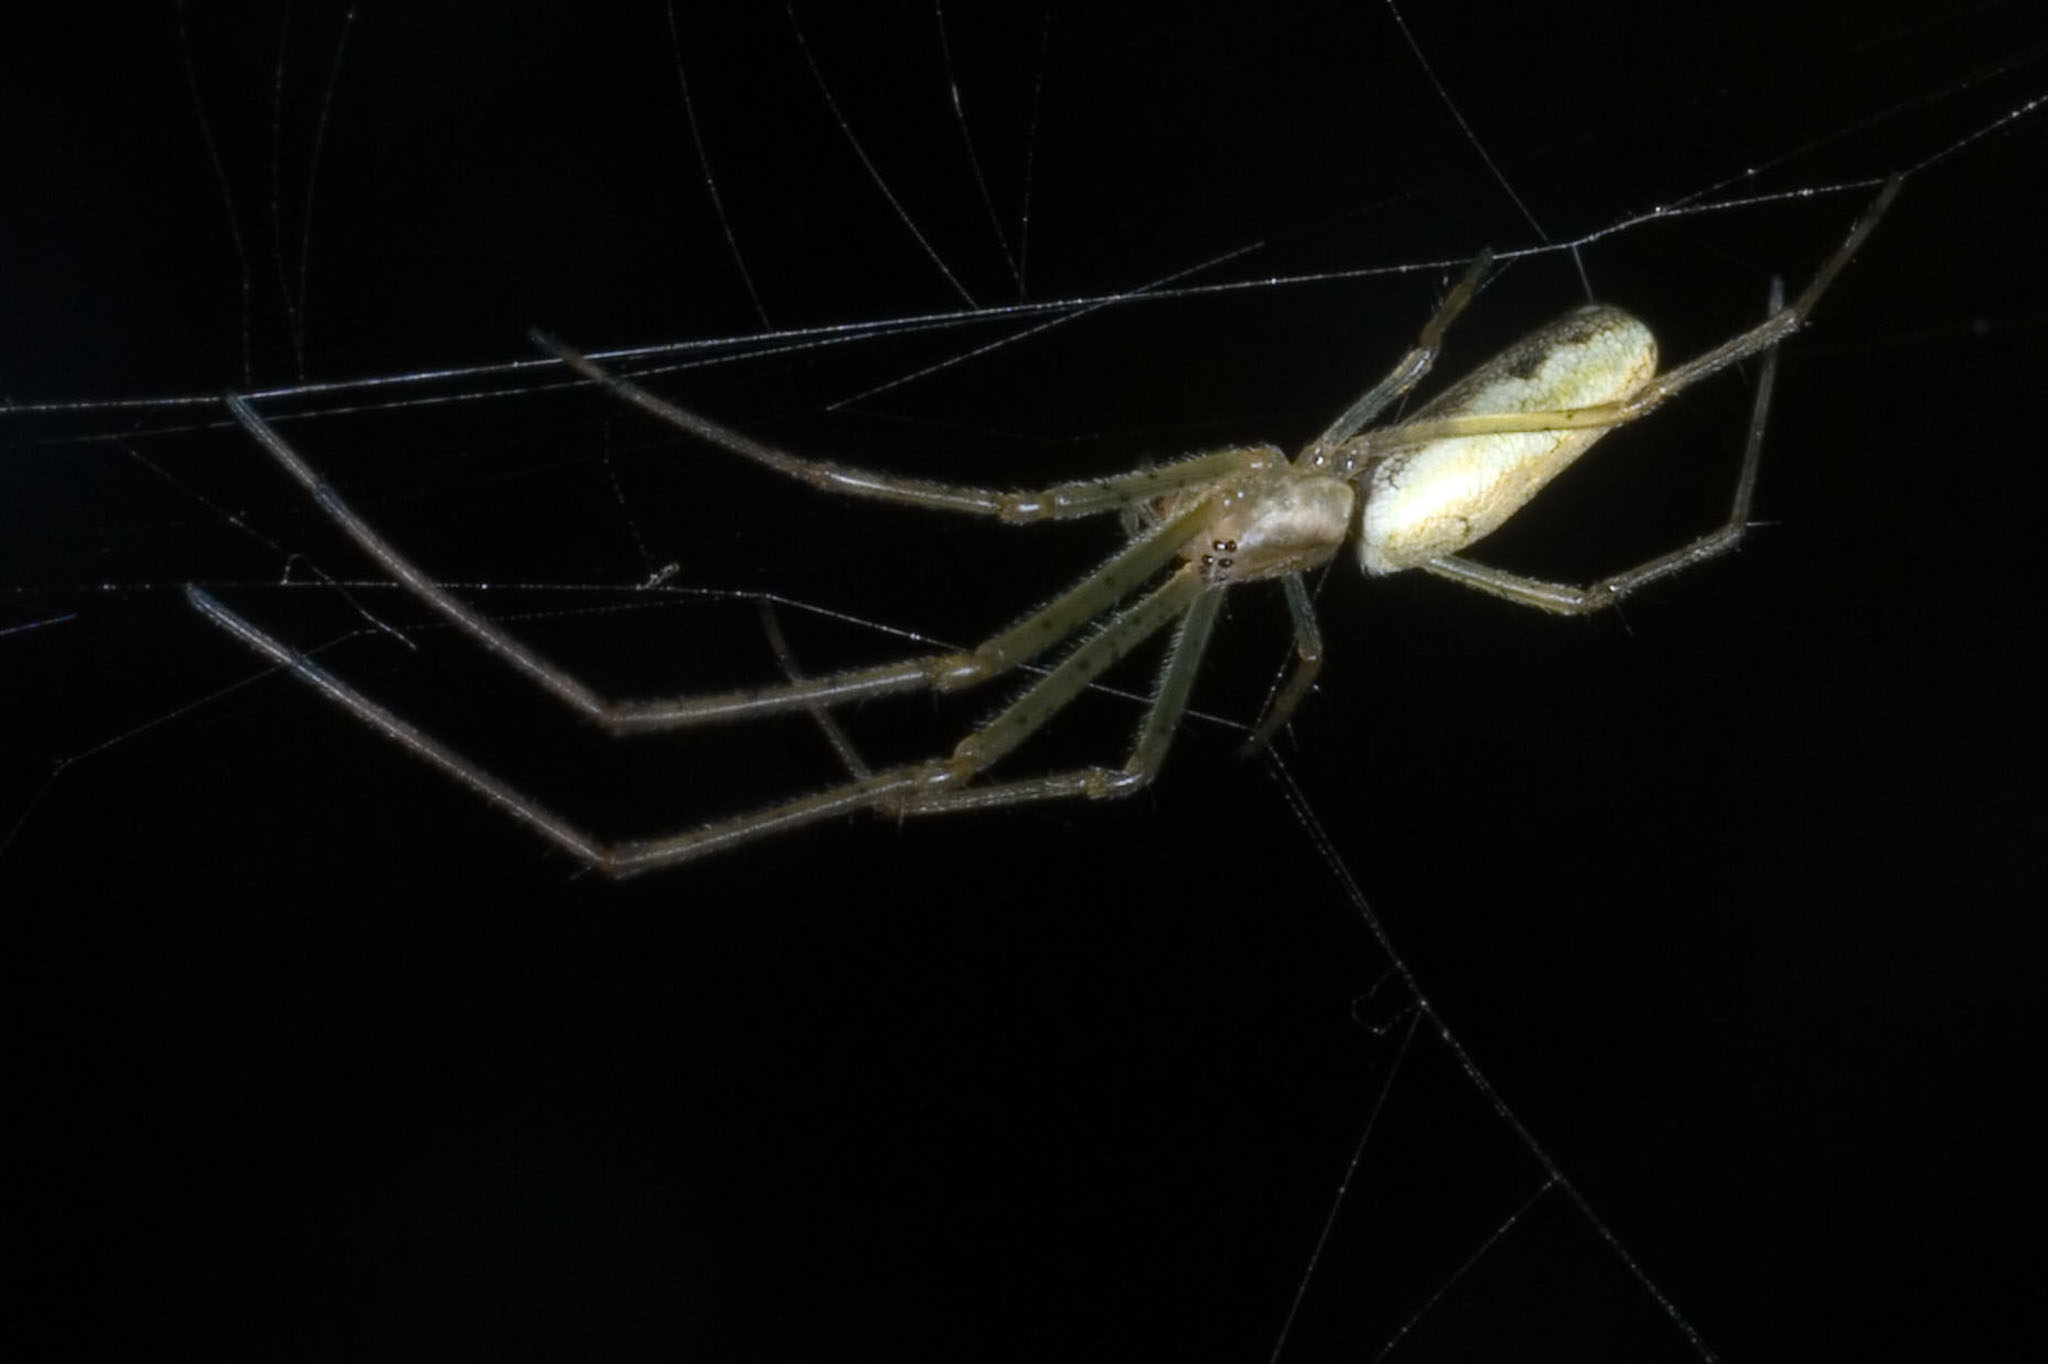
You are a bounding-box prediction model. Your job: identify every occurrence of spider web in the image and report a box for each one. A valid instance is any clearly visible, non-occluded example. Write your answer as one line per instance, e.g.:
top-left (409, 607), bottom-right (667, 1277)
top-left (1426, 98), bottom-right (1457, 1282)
top-left (3, 3), bottom-right (2046, 1359)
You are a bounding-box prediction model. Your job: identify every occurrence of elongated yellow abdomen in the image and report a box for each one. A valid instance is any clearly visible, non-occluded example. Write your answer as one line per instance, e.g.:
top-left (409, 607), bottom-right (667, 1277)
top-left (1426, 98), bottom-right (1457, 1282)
top-left (1358, 304), bottom-right (1658, 574)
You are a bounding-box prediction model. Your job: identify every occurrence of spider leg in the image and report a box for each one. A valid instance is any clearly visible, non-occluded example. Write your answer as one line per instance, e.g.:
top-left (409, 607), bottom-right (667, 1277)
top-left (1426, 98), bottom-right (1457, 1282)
top-left (535, 331), bottom-right (1280, 523)
top-left (1239, 573), bottom-right (1324, 753)
top-left (187, 585), bottom-right (614, 865)
top-left (1304, 247), bottom-right (1492, 457)
top-left (189, 581), bottom-right (958, 872)
top-left (884, 581), bottom-right (1222, 816)
top-left (620, 569), bottom-right (1214, 867)
top-left (599, 567), bottom-right (1211, 871)
top-left (1420, 277), bottom-right (1786, 614)
top-left (189, 519), bottom-right (1214, 875)
top-left (757, 600), bottom-right (875, 781)
top-left (219, 391), bottom-right (1218, 731)
top-left (193, 565), bottom-right (1216, 877)
top-left (187, 571), bottom-right (1209, 875)
top-left (950, 564), bottom-right (1205, 773)
top-left (763, 562), bottom-right (1221, 812)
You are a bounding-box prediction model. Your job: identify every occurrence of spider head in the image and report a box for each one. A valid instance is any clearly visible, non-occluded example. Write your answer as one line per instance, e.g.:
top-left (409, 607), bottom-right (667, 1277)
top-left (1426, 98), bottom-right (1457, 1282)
top-left (1184, 473), bottom-right (1353, 586)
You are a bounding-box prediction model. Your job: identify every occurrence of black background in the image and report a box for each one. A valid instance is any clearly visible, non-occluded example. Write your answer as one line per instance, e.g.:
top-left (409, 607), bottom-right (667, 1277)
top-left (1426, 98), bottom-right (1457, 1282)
top-left (4, 2), bottom-right (2045, 1359)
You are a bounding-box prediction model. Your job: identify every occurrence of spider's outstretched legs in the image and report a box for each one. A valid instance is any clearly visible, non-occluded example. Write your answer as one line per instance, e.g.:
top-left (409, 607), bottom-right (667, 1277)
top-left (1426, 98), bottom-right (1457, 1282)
top-left (220, 392), bottom-right (1238, 731)
top-left (190, 566), bottom-right (1220, 875)
top-left (763, 579), bottom-right (1226, 816)
top-left (194, 339), bottom-right (1265, 871)
top-left (536, 332), bottom-right (1279, 523)
top-left (188, 584), bottom-right (615, 865)
top-left (604, 569), bottom-right (1218, 870)
top-left (878, 584), bottom-right (1223, 818)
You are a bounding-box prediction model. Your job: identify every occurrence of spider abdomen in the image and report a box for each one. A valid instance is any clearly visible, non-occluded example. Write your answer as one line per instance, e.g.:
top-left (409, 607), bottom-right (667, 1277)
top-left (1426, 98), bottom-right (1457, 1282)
top-left (1356, 303), bottom-right (1657, 574)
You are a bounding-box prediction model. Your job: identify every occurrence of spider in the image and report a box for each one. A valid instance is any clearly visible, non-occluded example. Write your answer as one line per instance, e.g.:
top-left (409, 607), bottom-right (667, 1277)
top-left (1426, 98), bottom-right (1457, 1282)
top-left (190, 179), bottom-right (1898, 876)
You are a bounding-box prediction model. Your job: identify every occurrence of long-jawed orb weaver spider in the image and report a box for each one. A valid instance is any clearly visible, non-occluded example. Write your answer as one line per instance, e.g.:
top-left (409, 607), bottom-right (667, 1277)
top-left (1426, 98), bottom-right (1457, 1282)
top-left (189, 178), bottom-right (1898, 876)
